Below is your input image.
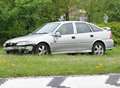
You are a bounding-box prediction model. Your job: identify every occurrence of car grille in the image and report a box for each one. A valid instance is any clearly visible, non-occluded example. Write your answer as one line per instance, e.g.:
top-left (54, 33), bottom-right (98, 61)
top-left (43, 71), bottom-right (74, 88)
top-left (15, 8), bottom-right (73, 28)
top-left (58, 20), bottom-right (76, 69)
top-left (5, 43), bottom-right (17, 47)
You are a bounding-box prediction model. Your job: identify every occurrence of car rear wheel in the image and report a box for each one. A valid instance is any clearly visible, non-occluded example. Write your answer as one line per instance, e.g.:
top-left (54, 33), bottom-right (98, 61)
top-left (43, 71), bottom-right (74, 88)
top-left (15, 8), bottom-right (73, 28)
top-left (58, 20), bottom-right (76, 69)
top-left (34, 43), bottom-right (50, 55)
top-left (92, 42), bottom-right (105, 55)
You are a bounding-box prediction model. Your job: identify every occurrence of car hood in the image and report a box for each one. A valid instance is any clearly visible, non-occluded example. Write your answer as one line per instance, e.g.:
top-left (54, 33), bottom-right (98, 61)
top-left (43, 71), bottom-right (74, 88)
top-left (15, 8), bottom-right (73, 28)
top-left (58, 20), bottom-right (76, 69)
top-left (6, 34), bottom-right (48, 43)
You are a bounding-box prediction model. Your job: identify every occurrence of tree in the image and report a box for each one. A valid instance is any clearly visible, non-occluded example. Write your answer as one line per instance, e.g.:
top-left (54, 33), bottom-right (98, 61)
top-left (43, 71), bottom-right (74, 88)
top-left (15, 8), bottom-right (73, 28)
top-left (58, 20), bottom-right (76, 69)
top-left (52, 0), bottom-right (77, 20)
top-left (104, 0), bottom-right (120, 22)
top-left (77, 0), bottom-right (120, 23)
top-left (0, 0), bottom-right (61, 44)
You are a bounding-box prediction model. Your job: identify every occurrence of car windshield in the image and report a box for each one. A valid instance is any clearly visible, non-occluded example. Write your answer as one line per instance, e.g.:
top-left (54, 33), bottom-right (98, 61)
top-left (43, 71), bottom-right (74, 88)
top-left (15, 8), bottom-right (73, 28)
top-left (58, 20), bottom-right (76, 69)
top-left (32, 23), bottom-right (60, 34)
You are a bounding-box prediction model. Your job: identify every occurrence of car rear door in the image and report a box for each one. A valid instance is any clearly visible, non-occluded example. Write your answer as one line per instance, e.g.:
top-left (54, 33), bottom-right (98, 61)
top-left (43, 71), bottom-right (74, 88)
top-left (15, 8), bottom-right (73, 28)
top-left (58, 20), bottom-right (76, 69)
top-left (74, 22), bottom-right (95, 51)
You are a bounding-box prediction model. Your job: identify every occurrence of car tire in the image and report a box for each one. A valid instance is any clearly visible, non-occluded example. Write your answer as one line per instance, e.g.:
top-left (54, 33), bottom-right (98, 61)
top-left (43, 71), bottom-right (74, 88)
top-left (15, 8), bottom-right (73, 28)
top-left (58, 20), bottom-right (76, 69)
top-left (92, 42), bottom-right (105, 55)
top-left (34, 43), bottom-right (50, 55)
top-left (6, 50), bottom-right (10, 54)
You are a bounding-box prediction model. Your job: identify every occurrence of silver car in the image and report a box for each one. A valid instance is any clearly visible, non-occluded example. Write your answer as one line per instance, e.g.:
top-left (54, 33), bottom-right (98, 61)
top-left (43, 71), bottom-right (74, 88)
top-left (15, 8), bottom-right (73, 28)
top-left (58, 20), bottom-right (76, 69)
top-left (3, 21), bottom-right (114, 55)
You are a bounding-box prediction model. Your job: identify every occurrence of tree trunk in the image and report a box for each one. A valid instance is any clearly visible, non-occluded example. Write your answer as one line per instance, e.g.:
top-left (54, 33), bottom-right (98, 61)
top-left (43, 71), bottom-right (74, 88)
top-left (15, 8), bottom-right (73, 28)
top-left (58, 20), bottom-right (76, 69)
top-left (65, 11), bottom-right (69, 21)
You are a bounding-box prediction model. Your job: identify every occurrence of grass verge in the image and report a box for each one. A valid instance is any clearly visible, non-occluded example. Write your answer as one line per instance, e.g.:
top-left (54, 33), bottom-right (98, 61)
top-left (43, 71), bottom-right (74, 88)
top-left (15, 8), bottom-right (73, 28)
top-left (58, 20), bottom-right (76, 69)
top-left (0, 47), bottom-right (120, 77)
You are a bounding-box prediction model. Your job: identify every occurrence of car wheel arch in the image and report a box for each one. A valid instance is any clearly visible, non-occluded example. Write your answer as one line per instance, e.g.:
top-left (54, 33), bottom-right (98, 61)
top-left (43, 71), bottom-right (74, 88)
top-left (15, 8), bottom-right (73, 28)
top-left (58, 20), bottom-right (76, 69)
top-left (35, 42), bottom-right (51, 54)
top-left (92, 40), bottom-right (106, 51)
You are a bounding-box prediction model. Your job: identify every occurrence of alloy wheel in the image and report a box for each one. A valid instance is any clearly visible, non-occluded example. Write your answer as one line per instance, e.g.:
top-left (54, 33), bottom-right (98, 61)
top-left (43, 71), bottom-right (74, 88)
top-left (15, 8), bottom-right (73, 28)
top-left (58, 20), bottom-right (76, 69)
top-left (92, 42), bottom-right (105, 55)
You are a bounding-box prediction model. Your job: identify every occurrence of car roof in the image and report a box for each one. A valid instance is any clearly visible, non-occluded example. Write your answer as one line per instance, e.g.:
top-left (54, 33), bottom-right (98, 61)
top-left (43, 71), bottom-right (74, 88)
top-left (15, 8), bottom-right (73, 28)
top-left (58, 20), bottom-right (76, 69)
top-left (51, 21), bottom-right (90, 24)
top-left (50, 21), bottom-right (103, 30)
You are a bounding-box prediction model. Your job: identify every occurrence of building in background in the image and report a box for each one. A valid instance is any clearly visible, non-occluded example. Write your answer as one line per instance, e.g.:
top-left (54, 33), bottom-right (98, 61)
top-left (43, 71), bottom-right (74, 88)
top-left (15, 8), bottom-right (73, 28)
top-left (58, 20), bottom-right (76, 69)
top-left (69, 8), bottom-right (88, 21)
top-left (58, 7), bottom-right (88, 22)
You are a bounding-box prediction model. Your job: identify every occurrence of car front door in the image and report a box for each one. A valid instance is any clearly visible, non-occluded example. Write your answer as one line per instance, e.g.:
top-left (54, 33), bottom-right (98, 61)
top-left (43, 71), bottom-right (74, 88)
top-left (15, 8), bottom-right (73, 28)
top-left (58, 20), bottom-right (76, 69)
top-left (52, 23), bottom-right (76, 53)
top-left (74, 22), bottom-right (95, 51)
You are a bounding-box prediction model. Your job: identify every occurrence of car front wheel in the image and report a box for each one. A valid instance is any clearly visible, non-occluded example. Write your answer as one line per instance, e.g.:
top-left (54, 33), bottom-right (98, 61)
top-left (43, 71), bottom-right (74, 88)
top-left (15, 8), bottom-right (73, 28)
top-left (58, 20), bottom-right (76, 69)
top-left (92, 42), bottom-right (105, 55)
top-left (34, 43), bottom-right (50, 55)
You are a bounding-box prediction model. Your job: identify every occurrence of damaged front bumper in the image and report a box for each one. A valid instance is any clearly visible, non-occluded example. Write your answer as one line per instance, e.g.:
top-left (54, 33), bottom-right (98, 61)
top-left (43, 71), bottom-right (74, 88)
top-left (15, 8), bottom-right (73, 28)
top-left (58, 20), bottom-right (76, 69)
top-left (4, 45), bottom-right (35, 54)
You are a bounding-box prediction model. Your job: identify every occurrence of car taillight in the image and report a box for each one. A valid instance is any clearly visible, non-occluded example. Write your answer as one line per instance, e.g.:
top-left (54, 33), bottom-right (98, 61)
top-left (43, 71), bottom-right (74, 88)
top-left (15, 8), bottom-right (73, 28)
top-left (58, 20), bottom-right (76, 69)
top-left (109, 31), bottom-right (112, 39)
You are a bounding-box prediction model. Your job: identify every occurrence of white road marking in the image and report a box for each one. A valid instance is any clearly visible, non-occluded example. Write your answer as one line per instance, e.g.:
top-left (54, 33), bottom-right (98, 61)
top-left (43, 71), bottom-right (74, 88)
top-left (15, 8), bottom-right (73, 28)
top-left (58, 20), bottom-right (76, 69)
top-left (117, 79), bottom-right (120, 84)
top-left (0, 77), bottom-right (52, 88)
top-left (62, 76), bottom-right (117, 88)
top-left (0, 75), bottom-right (120, 88)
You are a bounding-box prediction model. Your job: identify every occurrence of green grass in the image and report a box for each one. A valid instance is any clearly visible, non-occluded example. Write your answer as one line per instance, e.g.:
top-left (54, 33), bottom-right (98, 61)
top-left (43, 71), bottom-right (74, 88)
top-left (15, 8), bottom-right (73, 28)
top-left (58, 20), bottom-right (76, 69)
top-left (0, 47), bottom-right (120, 77)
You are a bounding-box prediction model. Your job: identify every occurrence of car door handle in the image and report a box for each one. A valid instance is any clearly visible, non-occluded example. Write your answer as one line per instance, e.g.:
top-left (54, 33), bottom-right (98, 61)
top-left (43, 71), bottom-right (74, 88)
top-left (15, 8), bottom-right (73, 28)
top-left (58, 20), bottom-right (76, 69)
top-left (72, 36), bottom-right (76, 39)
top-left (90, 35), bottom-right (94, 37)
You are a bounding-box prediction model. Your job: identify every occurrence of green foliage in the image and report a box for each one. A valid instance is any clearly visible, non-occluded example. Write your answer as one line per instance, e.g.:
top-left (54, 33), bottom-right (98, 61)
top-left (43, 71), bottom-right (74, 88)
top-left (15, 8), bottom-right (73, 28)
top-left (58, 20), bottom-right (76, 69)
top-left (0, 0), bottom-right (79, 44)
top-left (52, 0), bottom-right (78, 20)
top-left (104, 0), bottom-right (120, 22)
top-left (99, 22), bottom-right (120, 46)
top-left (108, 22), bottom-right (120, 45)
top-left (77, 0), bottom-right (120, 23)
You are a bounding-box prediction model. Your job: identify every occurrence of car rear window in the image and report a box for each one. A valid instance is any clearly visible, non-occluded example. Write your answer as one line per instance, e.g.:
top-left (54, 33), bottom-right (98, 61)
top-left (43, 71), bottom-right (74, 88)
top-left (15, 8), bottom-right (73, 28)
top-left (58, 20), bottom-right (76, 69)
top-left (90, 24), bottom-right (103, 32)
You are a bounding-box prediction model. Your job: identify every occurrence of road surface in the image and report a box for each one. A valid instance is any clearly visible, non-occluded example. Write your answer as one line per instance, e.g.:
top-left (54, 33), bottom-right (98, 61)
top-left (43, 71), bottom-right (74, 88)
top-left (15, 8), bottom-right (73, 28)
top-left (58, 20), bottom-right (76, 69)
top-left (0, 74), bottom-right (120, 88)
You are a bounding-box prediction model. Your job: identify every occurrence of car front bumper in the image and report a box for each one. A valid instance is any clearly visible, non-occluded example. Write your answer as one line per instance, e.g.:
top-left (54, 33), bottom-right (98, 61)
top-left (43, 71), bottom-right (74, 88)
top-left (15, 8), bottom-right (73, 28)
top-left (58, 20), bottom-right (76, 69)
top-left (4, 45), bottom-right (34, 53)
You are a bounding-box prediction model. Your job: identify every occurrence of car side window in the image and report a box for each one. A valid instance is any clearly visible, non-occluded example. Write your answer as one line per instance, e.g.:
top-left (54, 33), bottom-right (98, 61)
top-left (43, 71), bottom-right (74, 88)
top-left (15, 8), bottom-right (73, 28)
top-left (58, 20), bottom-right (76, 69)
top-left (90, 24), bottom-right (102, 32)
top-left (56, 23), bottom-right (74, 35)
top-left (75, 23), bottom-right (92, 33)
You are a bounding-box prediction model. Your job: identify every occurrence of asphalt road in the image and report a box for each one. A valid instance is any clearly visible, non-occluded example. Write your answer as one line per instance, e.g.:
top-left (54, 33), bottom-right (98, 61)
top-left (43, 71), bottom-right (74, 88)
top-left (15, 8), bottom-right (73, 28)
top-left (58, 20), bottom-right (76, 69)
top-left (0, 74), bottom-right (120, 88)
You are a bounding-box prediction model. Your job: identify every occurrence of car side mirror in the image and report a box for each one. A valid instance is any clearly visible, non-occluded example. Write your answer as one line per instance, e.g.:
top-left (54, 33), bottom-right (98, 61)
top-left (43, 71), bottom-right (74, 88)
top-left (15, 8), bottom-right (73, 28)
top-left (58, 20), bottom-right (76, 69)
top-left (54, 32), bottom-right (61, 37)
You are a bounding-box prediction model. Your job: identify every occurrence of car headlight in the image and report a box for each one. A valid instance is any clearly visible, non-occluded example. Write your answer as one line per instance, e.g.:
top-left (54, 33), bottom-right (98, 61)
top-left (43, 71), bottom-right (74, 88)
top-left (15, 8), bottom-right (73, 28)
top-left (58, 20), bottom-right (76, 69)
top-left (16, 41), bottom-right (32, 46)
top-left (3, 43), bottom-right (6, 47)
